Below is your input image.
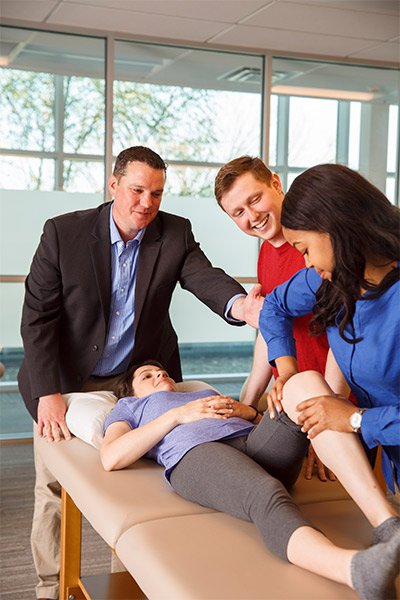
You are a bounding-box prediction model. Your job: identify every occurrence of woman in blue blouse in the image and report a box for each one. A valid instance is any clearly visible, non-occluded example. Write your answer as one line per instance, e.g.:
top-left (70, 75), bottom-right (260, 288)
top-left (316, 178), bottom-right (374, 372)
top-left (259, 163), bottom-right (399, 498)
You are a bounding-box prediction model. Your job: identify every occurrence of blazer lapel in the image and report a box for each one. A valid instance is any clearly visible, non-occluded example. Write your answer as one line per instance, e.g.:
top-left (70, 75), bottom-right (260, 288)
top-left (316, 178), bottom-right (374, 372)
top-left (88, 203), bottom-right (112, 322)
top-left (134, 216), bottom-right (162, 333)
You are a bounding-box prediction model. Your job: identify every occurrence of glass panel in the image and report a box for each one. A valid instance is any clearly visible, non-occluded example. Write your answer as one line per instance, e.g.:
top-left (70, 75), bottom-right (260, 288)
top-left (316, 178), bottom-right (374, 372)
top-left (348, 101), bottom-right (361, 170)
top-left (63, 76), bottom-right (105, 154)
top-left (386, 177), bottom-right (395, 204)
top-left (164, 165), bottom-right (217, 197)
top-left (113, 40), bottom-right (262, 377)
top-left (287, 171), bottom-right (299, 188)
top-left (269, 95), bottom-right (278, 166)
top-left (113, 40), bottom-right (262, 163)
top-left (113, 81), bottom-right (218, 160)
top-left (0, 68), bottom-right (55, 151)
top-left (0, 156), bottom-right (55, 190)
top-left (288, 97), bottom-right (337, 167)
top-left (271, 57), bottom-right (400, 196)
top-left (0, 26), bottom-right (105, 192)
top-left (0, 27), bottom-right (105, 439)
top-left (63, 160), bottom-right (104, 193)
top-left (387, 104), bottom-right (399, 173)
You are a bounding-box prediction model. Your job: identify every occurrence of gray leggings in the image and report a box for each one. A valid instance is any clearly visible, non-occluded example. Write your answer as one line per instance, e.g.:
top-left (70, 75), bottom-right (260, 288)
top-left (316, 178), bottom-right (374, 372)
top-left (169, 410), bottom-right (316, 561)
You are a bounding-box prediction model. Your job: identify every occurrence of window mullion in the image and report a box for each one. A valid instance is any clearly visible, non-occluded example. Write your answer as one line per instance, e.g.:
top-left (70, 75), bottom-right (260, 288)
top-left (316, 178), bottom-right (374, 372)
top-left (336, 100), bottom-right (350, 165)
top-left (54, 74), bottom-right (64, 190)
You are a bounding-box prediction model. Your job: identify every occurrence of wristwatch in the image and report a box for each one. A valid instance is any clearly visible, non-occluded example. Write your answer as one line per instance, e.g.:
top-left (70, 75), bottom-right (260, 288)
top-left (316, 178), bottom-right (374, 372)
top-left (350, 408), bottom-right (366, 433)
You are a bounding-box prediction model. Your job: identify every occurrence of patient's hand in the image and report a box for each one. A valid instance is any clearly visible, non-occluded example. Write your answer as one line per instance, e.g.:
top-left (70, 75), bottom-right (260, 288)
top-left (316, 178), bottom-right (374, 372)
top-left (176, 396), bottom-right (233, 424)
top-left (208, 397), bottom-right (262, 423)
top-left (267, 371), bottom-right (298, 419)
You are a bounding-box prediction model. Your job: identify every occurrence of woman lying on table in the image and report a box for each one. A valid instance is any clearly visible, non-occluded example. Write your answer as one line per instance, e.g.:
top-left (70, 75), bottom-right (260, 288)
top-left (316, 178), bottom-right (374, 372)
top-left (101, 360), bottom-right (399, 600)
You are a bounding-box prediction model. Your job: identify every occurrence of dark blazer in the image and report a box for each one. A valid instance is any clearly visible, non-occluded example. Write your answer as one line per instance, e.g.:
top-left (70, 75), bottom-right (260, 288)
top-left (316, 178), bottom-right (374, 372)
top-left (18, 203), bottom-right (246, 420)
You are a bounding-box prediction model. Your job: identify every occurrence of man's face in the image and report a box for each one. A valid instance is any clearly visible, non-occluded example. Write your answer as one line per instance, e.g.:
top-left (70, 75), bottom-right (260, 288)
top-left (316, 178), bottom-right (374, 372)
top-left (220, 172), bottom-right (285, 246)
top-left (109, 161), bottom-right (165, 242)
top-left (132, 365), bottom-right (177, 398)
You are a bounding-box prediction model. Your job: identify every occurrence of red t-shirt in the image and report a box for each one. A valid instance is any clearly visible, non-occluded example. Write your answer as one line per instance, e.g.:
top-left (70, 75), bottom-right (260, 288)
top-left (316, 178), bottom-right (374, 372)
top-left (258, 240), bottom-right (330, 379)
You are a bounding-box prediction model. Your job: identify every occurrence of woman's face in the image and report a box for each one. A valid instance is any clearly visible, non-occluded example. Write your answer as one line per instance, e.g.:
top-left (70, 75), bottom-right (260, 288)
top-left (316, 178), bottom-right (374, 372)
top-left (131, 365), bottom-right (177, 398)
top-left (283, 227), bottom-right (335, 281)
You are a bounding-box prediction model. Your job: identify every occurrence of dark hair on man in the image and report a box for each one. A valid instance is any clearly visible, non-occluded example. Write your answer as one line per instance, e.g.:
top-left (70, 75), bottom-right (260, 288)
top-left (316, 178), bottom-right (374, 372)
top-left (281, 163), bottom-right (400, 343)
top-left (113, 146), bottom-right (167, 181)
top-left (112, 360), bottom-right (166, 399)
top-left (215, 156), bottom-right (273, 207)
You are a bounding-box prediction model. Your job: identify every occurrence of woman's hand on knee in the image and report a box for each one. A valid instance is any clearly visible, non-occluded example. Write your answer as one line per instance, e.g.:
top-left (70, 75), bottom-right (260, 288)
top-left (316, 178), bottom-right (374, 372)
top-left (296, 394), bottom-right (357, 438)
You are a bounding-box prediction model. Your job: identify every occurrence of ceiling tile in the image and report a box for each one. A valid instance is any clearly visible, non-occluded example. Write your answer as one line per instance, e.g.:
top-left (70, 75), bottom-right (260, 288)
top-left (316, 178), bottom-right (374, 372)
top-left (303, 0), bottom-right (400, 16)
top-left (62, 0), bottom-right (269, 24)
top-left (211, 24), bottom-right (379, 58)
top-left (349, 41), bottom-right (400, 63)
top-left (47, 2), bottom-right (225, 41)
top-left (0, 0), bottom-right (58, 21)
top-left (241, 1), bottom-right (399, 41)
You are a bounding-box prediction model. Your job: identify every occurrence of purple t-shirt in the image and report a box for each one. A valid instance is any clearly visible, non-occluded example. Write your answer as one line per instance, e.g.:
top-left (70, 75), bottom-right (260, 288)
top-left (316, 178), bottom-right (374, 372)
top-left (103, 388), bottom-right (255, 481)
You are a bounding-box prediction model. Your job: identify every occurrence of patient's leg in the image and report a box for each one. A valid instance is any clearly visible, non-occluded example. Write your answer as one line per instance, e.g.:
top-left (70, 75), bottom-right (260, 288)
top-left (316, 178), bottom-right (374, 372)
top-left (170, 436), bottom-right (399, 598)
top-left (282, 371), bottom-right (398, 528)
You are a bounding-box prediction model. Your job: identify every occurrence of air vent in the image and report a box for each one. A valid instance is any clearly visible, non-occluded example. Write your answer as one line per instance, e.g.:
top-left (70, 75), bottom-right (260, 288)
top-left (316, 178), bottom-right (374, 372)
top-left (218, 67), bottom-right (261, 83)
top-left (219, 68), bottom-right (302, 85)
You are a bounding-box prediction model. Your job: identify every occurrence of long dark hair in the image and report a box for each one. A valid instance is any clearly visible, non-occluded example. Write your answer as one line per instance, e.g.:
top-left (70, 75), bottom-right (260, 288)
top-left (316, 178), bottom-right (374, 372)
top-left (281, 164), bottom-right (400, 343)
top-left (113, 360), bottom-right (165, 399)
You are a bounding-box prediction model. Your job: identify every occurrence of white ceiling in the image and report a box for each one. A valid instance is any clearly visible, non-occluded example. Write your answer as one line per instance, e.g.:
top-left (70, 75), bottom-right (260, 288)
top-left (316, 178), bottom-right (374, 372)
top-left (1, 0), bottom-right (399, 66)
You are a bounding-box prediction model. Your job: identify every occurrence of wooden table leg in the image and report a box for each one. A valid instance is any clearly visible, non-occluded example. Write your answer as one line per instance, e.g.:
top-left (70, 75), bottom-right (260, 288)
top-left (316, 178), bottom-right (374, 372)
top-left (59, 487), bottom-right (82, 600)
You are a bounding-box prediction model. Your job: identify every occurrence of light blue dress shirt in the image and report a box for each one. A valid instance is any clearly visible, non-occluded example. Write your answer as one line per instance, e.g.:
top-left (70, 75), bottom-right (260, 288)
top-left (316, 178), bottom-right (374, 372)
top-left (92, 207), bottom-right (145, 376)
top-left (259, 267), bottom-right (400, 493)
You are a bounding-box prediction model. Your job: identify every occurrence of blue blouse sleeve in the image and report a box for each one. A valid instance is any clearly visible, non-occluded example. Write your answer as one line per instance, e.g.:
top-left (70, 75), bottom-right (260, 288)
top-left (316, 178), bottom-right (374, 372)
top-left (361, 405), bottom-right (400, 449)
top-left (259, 267), bottom-right (322, 367)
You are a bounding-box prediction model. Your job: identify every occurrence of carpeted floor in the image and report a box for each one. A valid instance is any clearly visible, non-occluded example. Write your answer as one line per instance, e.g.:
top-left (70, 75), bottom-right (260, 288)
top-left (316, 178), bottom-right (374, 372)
top-left (0, 442), bottom-right (110, 600)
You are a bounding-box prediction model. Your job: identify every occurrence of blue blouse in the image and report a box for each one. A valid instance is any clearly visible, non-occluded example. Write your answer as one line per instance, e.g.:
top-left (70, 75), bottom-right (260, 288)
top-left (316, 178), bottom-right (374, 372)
top-left (259, 267), bottom-right (400, 493)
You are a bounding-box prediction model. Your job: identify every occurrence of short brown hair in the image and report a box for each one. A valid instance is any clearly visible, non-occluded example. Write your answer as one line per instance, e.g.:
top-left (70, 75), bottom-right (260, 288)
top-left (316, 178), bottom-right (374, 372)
top-left (215, 156), bottom-right (273, 206)
top-left (113, 146), bottom-right (167, 181)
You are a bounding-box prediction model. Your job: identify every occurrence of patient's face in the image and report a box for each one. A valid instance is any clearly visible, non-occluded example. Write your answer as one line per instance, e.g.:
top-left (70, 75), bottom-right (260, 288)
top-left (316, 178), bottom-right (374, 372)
top-left (132, 365), bottom-right (177, 398)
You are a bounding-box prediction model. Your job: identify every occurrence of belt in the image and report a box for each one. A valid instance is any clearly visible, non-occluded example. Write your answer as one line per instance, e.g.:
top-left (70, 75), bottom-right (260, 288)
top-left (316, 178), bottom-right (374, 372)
top-left (89, 373), bottom-right (121, 380)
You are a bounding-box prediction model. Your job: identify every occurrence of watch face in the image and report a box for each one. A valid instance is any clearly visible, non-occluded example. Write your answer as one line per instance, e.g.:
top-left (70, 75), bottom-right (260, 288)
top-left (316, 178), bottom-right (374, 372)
top-left (350, 411), bottom-right (362, 429)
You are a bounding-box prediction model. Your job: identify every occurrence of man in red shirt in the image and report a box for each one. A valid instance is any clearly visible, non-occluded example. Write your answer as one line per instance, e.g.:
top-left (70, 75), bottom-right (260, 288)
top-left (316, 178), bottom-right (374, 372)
top-left (215, 156), bottom-right (348, 479)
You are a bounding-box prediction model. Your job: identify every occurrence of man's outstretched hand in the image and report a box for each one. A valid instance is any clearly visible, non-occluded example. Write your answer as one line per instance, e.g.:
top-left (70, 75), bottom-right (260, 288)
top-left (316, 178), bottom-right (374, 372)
top-left (231, 284), bottom-right (264, 328)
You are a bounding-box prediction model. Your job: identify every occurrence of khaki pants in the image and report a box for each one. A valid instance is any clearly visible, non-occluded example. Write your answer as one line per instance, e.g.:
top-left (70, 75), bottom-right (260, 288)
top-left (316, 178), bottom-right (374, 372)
top-left (31, 376), bottom-right (125, 599)
top-left (31, 423), bottom-right (61, 600)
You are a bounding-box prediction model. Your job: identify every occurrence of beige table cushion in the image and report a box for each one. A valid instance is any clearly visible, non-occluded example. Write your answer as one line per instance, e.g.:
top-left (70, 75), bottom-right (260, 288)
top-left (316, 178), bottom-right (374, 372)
top-left (115, 501), bottom-right (371, 600)
top-left (38, 430), bottom-right (350, 552)
top-left (37, 435), bottom-right (214, 549)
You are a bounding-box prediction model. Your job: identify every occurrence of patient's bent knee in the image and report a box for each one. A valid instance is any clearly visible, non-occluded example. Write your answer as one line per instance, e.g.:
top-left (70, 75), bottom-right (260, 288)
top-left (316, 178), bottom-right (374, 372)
top-left (282, 371), bottom-right (329, 423)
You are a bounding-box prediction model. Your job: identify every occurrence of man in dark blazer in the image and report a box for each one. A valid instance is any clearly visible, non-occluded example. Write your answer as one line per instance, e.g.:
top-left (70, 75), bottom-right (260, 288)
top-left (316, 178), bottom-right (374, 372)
top-left (19, 146), bottom-right (261, 600)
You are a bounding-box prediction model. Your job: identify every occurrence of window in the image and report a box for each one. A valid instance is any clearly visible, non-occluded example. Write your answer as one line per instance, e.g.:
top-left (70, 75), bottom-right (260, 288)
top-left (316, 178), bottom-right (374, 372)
top-left (0, 27), bottom-right (106, 438)
top-left (113, 41), bottom-right (263, 387)
top-left (1, 29), bottom-right (398, 439)
top-left (0, 30), bottom-right (263, 437)
top-left (113, 41), bottom-right (262, 197)
top-left (270, 57), bottom-right (399, 202)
